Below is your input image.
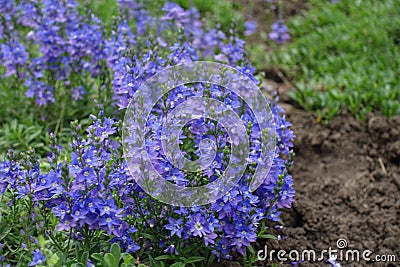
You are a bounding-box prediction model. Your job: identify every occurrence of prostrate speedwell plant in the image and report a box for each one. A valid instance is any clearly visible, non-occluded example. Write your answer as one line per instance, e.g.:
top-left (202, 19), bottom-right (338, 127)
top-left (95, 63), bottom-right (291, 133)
top-left (0, 0), bottom-right (294, 266)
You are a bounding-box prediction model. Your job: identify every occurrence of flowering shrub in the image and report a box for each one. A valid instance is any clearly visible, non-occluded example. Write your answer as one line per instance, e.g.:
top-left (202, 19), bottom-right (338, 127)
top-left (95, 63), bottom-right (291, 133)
top-left (0, 0), bottom-right (294, 266)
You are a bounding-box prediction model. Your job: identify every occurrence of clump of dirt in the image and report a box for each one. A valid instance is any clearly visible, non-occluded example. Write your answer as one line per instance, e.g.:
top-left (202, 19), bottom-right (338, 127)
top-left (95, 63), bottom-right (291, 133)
top-left (259, 98), bottom-right (400, 267)
top-left (214, 95), bottom-right (400, 267)
top-left (219, 1), bottom-right (400, 266)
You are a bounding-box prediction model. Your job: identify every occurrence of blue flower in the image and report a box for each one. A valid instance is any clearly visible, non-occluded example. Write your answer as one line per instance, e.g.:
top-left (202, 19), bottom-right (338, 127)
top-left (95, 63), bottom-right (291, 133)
top-left (244, 20), bottom-right (257, 36)
top-left (269, 21), bottom-right (290, 44)
top-left (165, 217), bottom-right (184, 238)
top-left (164, 244), bottom-right (179, 255)
top-left (29, 249), bottom-right (45, 266)
top-left (0, 0), bottom-right (296, 259)
top-left (0, 41), bottom-right (28, 77)
top-left (71, 86), bottom-right (86, 100)
top-left (187, 213), bottom-right (212, 238)
top-left (327, 256), bottom-right (342, 267)
top-left (52, 202), bottom-right (69, 220)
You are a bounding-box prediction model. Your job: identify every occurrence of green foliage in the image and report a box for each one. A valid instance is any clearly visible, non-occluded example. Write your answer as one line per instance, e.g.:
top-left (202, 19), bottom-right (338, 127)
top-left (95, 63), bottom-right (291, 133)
top-left (86, 0), bottom-right (119, 29)
top-left (90, 243), bottom-right (146, 267)
top-left (0, 119), bottom-right (50, 157)
top-left (142, 238), bottom-right (215, 267)
top-left (0, 189), bottom-right (62, 266)
top-left (242, 221), bottom-right (278, 267)
top-left (174, 0), bottom-right (246, 33)
top-left (265, 0), bottom-right (400, 121)
top-left (154, 255), bottom-right (205, 267)
top-left (0, 69), bottom-right (110, 159)
top-left (100, 0), bottom-right (247, 34)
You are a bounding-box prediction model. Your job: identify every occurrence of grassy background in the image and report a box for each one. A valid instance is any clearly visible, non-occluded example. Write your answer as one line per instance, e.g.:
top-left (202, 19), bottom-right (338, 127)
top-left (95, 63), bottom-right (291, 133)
top-left (260, 0), bottom-right (400, 121)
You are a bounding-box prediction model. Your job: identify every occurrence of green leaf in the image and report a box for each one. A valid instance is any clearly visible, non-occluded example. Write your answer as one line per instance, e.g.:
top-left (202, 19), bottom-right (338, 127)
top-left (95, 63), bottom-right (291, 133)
top-left (154, 255), bottom-right (176, 261)
top-left (142, 233), bottom-right (155, 240)
top-left (0, 225), bottom-right (11, 240)
top-left (79, 251), bottom-right (89, 265)
top-left (247, 245), bottom-right (255, 254)
top-left (258, 234), bottom-right (278, 240)
top-left (104, 253), bottom-right (117, 267)
top-left (38, 235), bottom-right (46, 247)
top-left (185, 256), bottom-right (205, 264)
top-left (91, 253), bottom-right (107, 266)
top-left (48, 253), bottom-right (60, 266)
top-left (122, 253), bottom-right (135, 264)
top-left (110, 243), bottom-right (121, 263)
top-left (147, 253), bottom-right (157, 267)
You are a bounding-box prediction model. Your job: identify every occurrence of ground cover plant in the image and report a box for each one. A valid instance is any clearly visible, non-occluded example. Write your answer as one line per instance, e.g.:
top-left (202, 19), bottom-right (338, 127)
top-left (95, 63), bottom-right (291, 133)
top-left (0, 0), bottom-right (295, 266)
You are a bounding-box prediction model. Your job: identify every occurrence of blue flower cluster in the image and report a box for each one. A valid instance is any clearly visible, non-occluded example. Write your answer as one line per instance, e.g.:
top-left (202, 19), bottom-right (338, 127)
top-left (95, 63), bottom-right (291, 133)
top-left (0, 0), bottom-right (230, 110)
top-left (269, 21), bottom-right (291, 44)
top-left (1, 108), bottom-right (294, 261)
top-left (0, 0), bottom-right (295, 264)
top-left (0, 0), bottom-right (106, 106)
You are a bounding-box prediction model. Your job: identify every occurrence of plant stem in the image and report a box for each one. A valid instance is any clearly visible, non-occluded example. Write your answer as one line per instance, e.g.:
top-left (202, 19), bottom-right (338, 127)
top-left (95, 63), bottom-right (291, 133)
top-left (55, 98), bottom-right (66, 137)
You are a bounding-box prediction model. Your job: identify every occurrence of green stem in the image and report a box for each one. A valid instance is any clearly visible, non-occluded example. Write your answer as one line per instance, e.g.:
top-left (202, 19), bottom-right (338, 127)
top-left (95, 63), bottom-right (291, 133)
top-left (48, 231), bottom-right (65, 252)
top-left (55, 98), bottom-right (66, 136)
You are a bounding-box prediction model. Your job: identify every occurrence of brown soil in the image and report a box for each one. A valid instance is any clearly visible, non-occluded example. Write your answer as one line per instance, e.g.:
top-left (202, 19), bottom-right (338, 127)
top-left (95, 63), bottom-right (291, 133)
top-left (217, 1), bottom-right (400, 266)
top-left (238, 0), bottom-right (308, 44)
top-left (213, 85), bottom-right (400, 267)
top-left (261, 94), bottom-right (400, 267)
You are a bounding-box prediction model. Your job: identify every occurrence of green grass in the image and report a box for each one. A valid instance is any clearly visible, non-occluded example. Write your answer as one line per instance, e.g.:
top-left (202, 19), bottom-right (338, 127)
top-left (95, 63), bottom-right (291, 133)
top-left (85, 0), bottom-right (246, 35)
top-left (174, 0), bottom-right (246, 33)
top-left (264, 0), bottom-right (400, 121)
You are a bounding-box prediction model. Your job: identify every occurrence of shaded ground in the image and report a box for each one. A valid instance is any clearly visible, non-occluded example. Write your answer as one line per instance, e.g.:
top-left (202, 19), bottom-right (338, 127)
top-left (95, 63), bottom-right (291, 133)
top-left (238, 0), bottom-right (308, 45)
top-left (214, 84), bottom-right (400, 267)
top-left (215, 1), bottom-right (400, 266)
top-left (262, 91), bottom-right (400, 266)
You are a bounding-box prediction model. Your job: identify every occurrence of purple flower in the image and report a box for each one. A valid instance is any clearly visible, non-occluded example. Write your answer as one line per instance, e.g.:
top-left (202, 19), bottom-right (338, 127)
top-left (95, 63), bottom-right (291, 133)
top-left (0, 41), bottom-right (28, 77)
top-left (327, 256), bottom-right (342, 267)
top-left (29, 249), bottom-right (45, 266)
top-left (82, 148), bottom-right (102, 167)
top-left (25, 79), bottom-right (55, 106)
top-left (56, 215), bottom-right (76, 231)
top-left (52, 202), bottom-right (69, 220)
top-left (188, 213), bottom-right (212, 238)
top-left (71, 204), bottom-right (89, 222)
top-left (165, 217), bottom-right (184, 238)
top-left (269, 21), bottom-right (290, 44)
top-left (161, 2), bottom-right (191, 27)
top-left (164, 244), bottom-right (179, 255)
top-left (244, 20), bottom-right (257, 36)
top-left (0, 0), bottom-right (296, 260)
top-left (71, 86), bottom-right (86, 101)
top-left (123, 241), bottom-right (139, 253)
